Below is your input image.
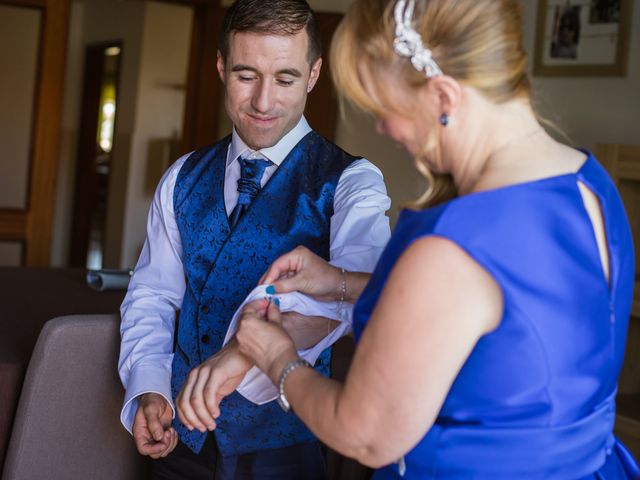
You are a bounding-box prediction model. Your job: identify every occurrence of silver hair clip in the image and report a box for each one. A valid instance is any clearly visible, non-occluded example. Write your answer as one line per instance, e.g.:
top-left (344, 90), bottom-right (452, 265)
top-left (393, 0), bottom-right (443, 78)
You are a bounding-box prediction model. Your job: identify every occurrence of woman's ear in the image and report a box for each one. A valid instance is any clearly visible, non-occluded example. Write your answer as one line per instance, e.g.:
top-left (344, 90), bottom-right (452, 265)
top-left (422, 75), bottom-right (463, 120)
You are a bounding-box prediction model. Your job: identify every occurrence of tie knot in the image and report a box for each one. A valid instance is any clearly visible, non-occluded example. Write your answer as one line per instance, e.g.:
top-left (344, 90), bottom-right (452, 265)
top-left (238, 156), bottom-right (272, 181)
top-left (236, 156), bottom-right (273, 205)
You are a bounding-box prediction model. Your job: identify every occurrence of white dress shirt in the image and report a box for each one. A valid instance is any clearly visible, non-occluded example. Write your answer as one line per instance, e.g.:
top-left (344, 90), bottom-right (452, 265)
top-left (118, 116), bottom-right (391, 433)
top-left (225, 285), bottom-right (349, 405)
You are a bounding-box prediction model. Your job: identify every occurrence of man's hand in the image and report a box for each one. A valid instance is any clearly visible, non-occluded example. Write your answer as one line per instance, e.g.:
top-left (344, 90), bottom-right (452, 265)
top-left (281, 311), bottom-right (340, 350)
top-left (132, 392), bottom-right (178, 459)
top-left (176, 341), bottom-right (252, 433)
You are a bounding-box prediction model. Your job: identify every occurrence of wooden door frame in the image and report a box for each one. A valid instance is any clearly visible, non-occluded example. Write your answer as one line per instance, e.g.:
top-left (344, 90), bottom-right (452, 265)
top-left (180, 0), bottom-right (224, 153)
top-left (303, 11), bottom-right (342, 142)
top-left (0, 0), bottom-right (70, 266)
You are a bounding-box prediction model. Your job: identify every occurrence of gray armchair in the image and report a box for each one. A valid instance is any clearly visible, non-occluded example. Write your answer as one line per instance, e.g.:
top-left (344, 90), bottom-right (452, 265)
top-left (1, 315), bottom-right (146, 480)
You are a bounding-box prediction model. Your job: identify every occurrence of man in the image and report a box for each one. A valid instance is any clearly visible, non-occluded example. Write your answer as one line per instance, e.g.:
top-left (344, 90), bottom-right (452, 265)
top-left (118, 0), bottom-right (391, 478)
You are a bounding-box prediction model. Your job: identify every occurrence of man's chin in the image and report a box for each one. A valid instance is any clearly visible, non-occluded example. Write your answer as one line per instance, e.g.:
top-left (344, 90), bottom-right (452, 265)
top-left (239, 129), bottom-right (285, 151)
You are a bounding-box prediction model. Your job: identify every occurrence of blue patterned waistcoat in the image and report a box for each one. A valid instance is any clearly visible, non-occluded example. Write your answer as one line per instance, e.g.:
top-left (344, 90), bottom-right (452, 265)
top-left (171, 131), bottom-right (358, 455)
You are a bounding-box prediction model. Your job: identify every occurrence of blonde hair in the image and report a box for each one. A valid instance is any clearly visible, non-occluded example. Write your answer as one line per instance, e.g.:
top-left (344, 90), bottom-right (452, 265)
top-left (331, 0), bottom-right (532, 208)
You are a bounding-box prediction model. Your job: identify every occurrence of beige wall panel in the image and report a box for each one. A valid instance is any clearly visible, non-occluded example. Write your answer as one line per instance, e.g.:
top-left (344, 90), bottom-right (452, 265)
top-left (0, 241), bottom-right (22, 267)
top-left (0, 5), bottom-right (40, 209)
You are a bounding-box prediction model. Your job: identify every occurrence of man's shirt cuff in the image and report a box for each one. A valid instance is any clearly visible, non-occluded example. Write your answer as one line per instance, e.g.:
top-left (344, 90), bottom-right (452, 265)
top-left (120, 364), bottom-right (175, 434)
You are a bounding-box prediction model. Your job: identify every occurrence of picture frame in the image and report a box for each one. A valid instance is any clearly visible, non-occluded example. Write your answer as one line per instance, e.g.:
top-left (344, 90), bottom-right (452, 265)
top-left (533, 0), bottom-right (633, 76)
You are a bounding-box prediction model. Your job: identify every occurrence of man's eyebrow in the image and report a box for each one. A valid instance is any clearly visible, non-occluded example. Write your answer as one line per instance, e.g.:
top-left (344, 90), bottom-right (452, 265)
top-left (230, 65), bottom-right (303, 78)
top-left (231, 64), bottom-right (259, 73)
top-left (276, 68), bottom-right (303, 78)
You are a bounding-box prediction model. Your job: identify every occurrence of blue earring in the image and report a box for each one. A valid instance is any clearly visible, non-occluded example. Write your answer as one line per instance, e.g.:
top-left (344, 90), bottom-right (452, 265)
top-left (439, 113), bottom-right (449, 127)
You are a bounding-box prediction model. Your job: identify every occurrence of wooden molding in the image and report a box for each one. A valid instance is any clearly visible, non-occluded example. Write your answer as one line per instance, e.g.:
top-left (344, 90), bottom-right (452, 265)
top-left (0, 0), bottom-right (46, 7)
top-left (24, 0), bottom-right (71, 266)
top-left (0, 0), bottom-right (71, 265)
top-left (0, 211), bottom-right (27, 240)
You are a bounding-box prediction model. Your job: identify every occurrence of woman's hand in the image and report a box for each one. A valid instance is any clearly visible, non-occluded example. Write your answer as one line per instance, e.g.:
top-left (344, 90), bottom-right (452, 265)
top-left (259, 246), bottom-right (343, 302)
top-left (236, 299), bottom-right (299, 382)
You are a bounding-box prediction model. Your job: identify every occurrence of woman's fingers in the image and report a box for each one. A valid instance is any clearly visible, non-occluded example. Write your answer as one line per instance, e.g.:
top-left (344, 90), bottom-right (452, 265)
top-left (259, 246), bottom-right (310, 285)
top-left (266, 300), bottom-right (282, 325)
top-left (260, 258), bottom-right (299, 286)
top-left (259, 255), bottom-right (291, 285)
top-left (237, 300), bottom-right (297, 378)
top-left (260, 247), bottom-right (342, 302)
top-left (269, 276), bottom-right (303, 295)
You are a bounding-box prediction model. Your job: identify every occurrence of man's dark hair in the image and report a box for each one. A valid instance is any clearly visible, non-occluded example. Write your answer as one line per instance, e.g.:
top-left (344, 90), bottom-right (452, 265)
top-left (219, 0), bottom-right (321, 65)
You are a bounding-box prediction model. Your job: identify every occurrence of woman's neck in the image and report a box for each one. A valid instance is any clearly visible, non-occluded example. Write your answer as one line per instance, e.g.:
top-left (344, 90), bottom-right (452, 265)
top-left (449, 98), bottom-right (550, 195)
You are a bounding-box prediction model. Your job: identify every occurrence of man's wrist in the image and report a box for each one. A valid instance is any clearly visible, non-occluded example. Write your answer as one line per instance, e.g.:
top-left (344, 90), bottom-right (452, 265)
top-left (211, 338), bottom-right (254, 371)
top-left (139, 392), bottom-right (167, 407)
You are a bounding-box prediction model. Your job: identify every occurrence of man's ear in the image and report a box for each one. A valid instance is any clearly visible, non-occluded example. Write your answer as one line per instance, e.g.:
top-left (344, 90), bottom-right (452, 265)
top-left (216, 50), bottom-right (226, 84)
top-left (306, 57), bottom-right (322, 93)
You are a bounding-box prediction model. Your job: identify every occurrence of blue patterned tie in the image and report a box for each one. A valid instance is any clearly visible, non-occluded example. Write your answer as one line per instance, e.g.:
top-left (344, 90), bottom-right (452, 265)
top-left (228, 156), bottom-right (273, 229)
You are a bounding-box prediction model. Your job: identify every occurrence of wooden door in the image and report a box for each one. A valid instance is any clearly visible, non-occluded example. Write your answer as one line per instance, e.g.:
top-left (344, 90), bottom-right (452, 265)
top-left (0, 0), bottom-right (70, 266)
top-left (305, 12), bottom-right (342, 142)
top-left (68, 42), bottom-right (122, 268)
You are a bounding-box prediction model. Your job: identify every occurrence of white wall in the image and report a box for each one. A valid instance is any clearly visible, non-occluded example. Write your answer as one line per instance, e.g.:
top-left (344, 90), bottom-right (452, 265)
top-left (523, 0), bottom-right (640, 148)
top-left (119, 2), bottom-right (192, 268)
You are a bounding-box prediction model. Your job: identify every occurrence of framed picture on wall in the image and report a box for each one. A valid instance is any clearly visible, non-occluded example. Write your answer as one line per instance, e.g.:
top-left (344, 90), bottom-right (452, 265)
top-left (533, 0), bottom-right (633, 76)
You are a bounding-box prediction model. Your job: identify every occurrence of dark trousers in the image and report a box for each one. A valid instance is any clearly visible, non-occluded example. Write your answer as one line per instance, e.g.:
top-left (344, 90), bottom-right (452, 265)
top-left (150, 433), bottom-right (328, 480)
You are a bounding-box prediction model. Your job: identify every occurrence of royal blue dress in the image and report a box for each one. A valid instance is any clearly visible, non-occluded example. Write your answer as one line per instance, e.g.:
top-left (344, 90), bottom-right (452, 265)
top-left (353, 152), bottom-right (639, 479)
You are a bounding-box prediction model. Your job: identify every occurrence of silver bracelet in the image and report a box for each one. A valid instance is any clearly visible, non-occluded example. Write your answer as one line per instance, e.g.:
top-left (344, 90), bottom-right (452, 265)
top-left (336, 268), bottom-right (347, 323)
top-left (276, 358), bottom-right (311, 412)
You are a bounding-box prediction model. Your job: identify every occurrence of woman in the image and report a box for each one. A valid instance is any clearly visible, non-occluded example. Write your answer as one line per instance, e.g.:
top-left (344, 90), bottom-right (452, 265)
top-left (235, 0), bottom-right (639, 477)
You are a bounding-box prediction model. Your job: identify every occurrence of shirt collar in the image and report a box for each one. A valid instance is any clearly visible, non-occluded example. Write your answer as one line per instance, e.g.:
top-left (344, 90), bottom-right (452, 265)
top-left (228, 116), bottom-right (312, 167)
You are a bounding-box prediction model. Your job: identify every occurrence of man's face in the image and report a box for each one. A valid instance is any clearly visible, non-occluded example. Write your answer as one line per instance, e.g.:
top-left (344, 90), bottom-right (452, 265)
top-left (217, 30), bottom-right (322, 150)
